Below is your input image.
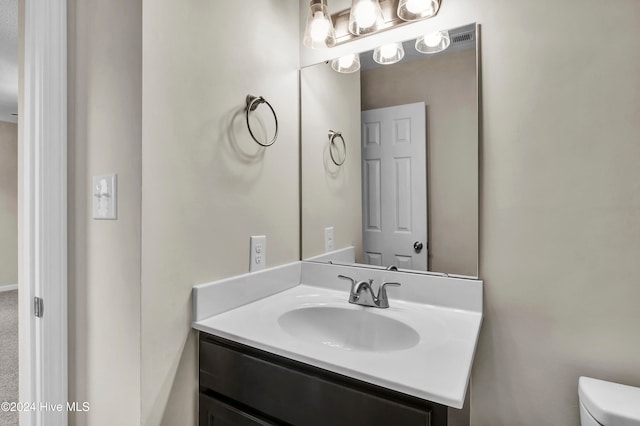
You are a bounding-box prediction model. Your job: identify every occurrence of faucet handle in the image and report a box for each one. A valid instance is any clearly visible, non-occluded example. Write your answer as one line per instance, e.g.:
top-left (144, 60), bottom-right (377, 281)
top-left (338, 274), bottom-right (356, 289)
top-left (338, 275), bottom-right (359, 304)
top-left (380, 281), bottom-right (401, 290)
top-left (376, 282), bottom-right (401, 309)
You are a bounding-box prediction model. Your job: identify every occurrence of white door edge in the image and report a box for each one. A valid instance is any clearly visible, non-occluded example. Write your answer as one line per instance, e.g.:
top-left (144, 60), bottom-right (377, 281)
top-left (19, 0), bottom-right (68, 425)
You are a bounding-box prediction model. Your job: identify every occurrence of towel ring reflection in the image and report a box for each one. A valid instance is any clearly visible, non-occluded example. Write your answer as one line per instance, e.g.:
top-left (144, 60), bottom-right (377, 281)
top-left (328, 130), bottom-right (346, 166)
top-left (245, 94), bottom-right (278, 147)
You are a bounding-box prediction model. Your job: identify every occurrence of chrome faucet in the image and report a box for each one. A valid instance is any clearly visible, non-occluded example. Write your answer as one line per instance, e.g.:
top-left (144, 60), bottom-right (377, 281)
top-left (338, 275), bottom-right (401, 309)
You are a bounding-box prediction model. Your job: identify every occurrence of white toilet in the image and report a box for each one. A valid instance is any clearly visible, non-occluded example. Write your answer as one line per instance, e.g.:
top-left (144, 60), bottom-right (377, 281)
top-left (579, 376), bottom-right (640, 425)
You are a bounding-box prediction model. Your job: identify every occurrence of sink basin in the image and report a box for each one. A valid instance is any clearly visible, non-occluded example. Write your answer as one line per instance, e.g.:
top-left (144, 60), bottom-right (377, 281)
top-left (278, 306), bottom-right (420, 352)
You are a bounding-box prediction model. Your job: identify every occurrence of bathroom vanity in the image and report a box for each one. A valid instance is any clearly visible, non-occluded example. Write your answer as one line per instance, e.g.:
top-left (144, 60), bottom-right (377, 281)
top-left (193, 261), bottom-right (482, 426)
top-left (199, 333), bottom-right (446, 425)
top-left (194, 20), bottom-right (482, 423)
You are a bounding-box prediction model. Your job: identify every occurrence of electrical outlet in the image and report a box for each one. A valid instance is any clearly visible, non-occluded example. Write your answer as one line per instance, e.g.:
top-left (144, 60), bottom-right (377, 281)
top-left (325, 227), bottom-right (334, 252)
top-left (250, 235), bottom-right (266, 272)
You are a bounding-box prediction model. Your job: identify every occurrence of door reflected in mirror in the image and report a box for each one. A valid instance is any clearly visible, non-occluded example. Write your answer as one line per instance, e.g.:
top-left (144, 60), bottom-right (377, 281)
top-left (301, 23), bottom-right (479, 277)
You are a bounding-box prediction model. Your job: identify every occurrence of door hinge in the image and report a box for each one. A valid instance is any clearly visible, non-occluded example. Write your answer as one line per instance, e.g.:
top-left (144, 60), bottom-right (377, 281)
top-left (34, 296), bottom-right (44, 318)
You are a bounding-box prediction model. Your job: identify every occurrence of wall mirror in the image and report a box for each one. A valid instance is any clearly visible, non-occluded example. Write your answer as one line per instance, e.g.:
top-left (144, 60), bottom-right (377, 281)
top-left (301, 23), bottom-right (479, 277)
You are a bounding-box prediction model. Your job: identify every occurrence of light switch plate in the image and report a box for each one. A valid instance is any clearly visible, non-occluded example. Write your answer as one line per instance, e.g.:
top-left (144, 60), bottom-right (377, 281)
top-left (325, 226), bottom-right (334, 252)
top-left (92, 174), bottom-right (117, 220)
top-left (250, 235), bottom-right (266, 272)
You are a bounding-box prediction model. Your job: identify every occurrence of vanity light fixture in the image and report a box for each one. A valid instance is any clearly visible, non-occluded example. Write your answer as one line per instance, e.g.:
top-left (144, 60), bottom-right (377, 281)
top-left (373, 42), bottom-right (405, 65)
top-left (303, 0), bottom-right (337, 49)
top-left (330, 53), bottom-right (361, 73)
top-left (348, 0), bottom-right (384, 35)
top-left (415, 30), bottom-right (451, 54)
top-left (303, 0), bottom-right (444, 49)
top-left (397, 0), bottom-right (440, 21)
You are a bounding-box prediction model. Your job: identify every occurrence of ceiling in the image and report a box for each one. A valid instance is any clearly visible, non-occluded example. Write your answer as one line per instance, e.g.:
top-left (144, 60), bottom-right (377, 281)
top-left (0, 0), bottom-right (18, 123)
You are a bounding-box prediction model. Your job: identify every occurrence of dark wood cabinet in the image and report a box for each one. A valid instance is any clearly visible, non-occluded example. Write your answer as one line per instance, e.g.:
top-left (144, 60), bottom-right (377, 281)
top-left (199, 333), bottom-right (448, 426)
top-left (199, 393), bottom-right (275, 426)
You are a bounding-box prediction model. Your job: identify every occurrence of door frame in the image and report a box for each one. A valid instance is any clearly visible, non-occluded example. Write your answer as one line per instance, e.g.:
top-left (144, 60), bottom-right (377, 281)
top-left (19, 0), bottom-right (68, 424)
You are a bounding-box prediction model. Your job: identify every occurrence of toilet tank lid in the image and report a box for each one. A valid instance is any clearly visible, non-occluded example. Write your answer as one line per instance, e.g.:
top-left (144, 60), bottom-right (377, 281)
top-left (579, 377), bottom-right (640, 426)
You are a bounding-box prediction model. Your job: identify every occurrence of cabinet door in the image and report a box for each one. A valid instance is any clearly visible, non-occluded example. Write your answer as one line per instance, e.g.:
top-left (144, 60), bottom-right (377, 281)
top-left (199, 393), bottom-right (276, 426)
top-left (200, 337), bottom-right (435, 426)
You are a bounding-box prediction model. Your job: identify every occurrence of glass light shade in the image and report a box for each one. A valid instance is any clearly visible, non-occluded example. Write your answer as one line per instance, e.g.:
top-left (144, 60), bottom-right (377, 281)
top-left (348, 0), bottom-right (384, 36)
top-left (303, 0), bottom-right (336, 49)
top-left (373, 42), bottom-right (405, 65)
top-left (415, 30), bottom-right (451, 54)
top-left (397, 0), bottom-right (440, 21)
top-left (330, 53), bottom-right (361, 73)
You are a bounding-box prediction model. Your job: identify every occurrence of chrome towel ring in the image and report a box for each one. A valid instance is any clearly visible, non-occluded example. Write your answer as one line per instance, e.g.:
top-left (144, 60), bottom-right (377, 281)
top-left (328, 130), bottom-right (346, 166)
top-left (245, 94), bottom-right (278, 147)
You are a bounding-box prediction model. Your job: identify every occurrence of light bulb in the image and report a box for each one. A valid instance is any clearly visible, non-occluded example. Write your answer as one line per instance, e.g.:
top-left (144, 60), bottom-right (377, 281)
top-left (331, 54), bottom-right (360, 73)
top-left (405, 0), bottom-right (429, 13)
top-left (352, 1), bottom-right (377, 29)
top-left (310, 11), bottom-right (330, 42)
top-left (415, 30), bottom-right (450, 54)
top-left (338, 54), bottom-right (356, 69)
top-left (397, 0), bottom-right (439, 21)
top-left (380, 43), bottom-right (399, 59)
top-left (373, 42), bottom-right (404, 64)
top-left (303, 0), bottom-right (336, 49)
top-left (423, 32), bottom-right (442, 47)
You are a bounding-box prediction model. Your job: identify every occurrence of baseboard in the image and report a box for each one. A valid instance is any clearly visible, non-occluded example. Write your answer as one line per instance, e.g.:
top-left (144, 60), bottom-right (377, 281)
top-left (0, 284), bottom-right (18, 293)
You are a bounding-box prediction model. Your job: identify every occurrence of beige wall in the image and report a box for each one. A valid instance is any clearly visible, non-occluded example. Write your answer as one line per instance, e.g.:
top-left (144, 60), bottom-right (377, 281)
top-left (67, 0), bottom-right (142, 424)
top-left (141, 1), bottom-right (300, 424)
top-left (361, 49), bottom-right (478, 276)
top-left (470, 2), bottom-right (640, 422)
top-left (0, 121), bottom-right (18, 287)
top-left (302, 1), bottom-right (640, 425)
top-left (301, 63), bottom-right (362, 260)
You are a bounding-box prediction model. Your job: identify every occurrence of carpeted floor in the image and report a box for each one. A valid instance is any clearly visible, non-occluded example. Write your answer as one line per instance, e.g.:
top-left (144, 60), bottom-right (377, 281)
top-left (0, 289), bottom-right (18, 426)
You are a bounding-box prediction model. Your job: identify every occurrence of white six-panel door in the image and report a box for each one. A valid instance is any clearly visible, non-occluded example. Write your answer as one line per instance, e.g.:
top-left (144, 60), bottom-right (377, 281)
top-left (361, 102), bottom-right (427, 270)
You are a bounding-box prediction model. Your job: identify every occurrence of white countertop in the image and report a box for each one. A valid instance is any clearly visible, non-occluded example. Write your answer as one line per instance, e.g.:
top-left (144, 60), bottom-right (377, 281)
top-left (193, 262), bottom-right (482, 409)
